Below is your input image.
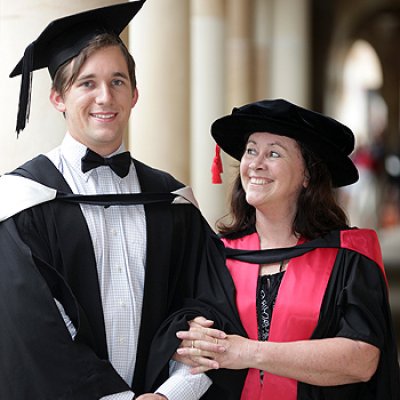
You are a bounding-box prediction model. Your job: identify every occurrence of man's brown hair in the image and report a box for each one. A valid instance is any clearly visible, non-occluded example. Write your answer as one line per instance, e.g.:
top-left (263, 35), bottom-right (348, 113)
top-left (52, 32), bottom-right (136, 96)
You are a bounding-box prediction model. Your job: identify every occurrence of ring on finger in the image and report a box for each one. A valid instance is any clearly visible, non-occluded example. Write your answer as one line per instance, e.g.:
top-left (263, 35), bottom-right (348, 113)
top-left (191, 340), bottom-right (195, 349)
top-left (215, 338), bottom-right (218, 345)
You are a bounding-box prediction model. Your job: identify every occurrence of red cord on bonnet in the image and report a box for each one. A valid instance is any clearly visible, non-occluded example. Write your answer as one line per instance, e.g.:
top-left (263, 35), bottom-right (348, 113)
top-left (211, 144), bottom-right (223, 184)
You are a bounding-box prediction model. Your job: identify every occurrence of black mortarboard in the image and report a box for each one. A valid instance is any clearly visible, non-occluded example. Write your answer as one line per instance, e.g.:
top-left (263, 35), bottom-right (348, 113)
top-left (9, 0), bottom-right (146, 134)
top-left (211, 99), bottom-right (359, 187)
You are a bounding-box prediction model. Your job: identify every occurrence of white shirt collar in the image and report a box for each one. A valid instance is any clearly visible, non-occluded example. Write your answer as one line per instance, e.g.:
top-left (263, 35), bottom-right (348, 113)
top-left (60, 133), bottom-right (127, 182)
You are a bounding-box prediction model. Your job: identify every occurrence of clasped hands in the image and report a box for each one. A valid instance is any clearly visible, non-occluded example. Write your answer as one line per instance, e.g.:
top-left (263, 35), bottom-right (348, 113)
top-left (174, 316), bottom-right (253, 373)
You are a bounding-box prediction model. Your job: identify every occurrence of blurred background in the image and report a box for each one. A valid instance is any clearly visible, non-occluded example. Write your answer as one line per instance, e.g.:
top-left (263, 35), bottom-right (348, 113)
top-left (1, 0), bottom-right (400, 349)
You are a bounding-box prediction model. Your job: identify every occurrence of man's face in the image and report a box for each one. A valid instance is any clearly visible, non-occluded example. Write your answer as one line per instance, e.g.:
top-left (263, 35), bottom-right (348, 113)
top-left (50, 45), bottom-right (138, 155)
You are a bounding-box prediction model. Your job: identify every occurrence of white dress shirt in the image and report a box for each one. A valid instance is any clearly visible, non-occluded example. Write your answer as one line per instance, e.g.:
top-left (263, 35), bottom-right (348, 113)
top-left (46, 133), bottom-right (211, 400)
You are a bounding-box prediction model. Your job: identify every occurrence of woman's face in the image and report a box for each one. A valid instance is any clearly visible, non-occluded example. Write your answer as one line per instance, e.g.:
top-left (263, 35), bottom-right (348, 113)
top-left (240, 132), bottom-right (309, 213)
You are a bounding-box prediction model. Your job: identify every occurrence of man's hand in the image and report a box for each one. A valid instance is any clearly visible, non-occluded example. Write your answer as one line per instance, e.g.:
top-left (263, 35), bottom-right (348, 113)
top-left (135, 394), bottom-right (168, 400)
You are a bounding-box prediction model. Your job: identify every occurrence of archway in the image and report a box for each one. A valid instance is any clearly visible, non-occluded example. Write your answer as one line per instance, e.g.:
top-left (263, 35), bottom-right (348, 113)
top-left (336, 39), bottom-right (387, 229)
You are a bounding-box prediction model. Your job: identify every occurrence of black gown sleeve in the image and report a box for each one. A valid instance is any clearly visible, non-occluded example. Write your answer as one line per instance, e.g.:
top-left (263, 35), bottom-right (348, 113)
top-left (0, 217), bottom-right (129, 400)
top-left (144, 210), bottom-right (247, 400)
top-left (334, 251), bottom-right (387, 348)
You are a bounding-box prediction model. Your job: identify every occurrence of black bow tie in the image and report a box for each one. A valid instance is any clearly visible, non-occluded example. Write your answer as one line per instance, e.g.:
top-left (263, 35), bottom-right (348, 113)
top-left (81, 149), bottom-right (131, 178)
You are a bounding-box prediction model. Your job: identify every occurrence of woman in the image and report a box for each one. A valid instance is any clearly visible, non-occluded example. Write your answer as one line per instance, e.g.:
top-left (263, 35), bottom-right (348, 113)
top-left (175, 99), bottom-right (400, 399)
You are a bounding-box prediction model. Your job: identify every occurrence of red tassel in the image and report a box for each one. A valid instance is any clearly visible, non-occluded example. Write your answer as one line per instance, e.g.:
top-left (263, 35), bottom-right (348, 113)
top-left (211, 145), bottom-right (223, 184)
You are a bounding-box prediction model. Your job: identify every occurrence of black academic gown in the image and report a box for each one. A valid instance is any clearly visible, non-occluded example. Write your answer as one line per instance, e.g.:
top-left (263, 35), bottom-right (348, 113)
top-left (0, 155), bottom-right (245, 399)
top-left (146, 228), bottom-right (400, 400)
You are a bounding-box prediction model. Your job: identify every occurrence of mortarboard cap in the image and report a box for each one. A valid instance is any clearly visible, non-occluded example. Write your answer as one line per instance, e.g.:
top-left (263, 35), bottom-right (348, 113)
top-left (10, 0), bottom-right (146, 134)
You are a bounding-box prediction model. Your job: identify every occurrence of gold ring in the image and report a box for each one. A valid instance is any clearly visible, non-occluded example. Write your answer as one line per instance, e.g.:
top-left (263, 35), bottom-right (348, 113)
top-left (191, 340), bottom-right (195, 348)
top-left (215, 338), bottom-right (218, 345)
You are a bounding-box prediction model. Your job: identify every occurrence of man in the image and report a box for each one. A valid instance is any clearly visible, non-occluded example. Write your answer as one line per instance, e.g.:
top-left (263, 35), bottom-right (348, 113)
top-left (0, 2), bottom-right (245, 399)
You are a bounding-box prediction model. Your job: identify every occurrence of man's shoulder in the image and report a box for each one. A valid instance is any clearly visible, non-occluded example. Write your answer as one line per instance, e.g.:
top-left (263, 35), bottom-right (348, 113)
top-left (0, 155), bottom-right (69, 222)
top-left (0, 174), bottom-right (57, 222)
top-left (133, 158), bottom-right (184, 192)
top-left (12, 155), bottom-right (55, 180)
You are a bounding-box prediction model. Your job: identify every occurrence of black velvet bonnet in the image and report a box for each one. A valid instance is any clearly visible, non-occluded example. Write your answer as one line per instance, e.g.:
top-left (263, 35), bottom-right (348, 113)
top-left (211, 99), bottom-right (359, 187)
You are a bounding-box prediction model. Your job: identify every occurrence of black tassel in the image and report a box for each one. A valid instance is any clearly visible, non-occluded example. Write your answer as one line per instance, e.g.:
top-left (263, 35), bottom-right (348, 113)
top-left (16, 42), bottom-right (34, 136)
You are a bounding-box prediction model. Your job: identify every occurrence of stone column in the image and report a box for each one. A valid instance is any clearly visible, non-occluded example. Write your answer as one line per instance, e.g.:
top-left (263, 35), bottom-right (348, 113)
top-left (190, 0), bottom-right (226, 226)
top-left (0, 0), bottom-right (122, 174)
top-left (129, 0), bottom-right (190, 184)
top-left (269, 0), bottom-right (310, 106)
top-left (253, 0), bottom-right (273, 99)
top-left (225, 0), bottom-right (254, 109)
top-left (209, 0), bottom-right (254, 228)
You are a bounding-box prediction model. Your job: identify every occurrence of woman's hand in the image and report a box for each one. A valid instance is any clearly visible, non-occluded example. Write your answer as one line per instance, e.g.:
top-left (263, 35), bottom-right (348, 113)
top-left (173, 316), bottom-right (227, 371)
top-left (175, 316), bottom-right (254, 373)
top-left (177, 333), bottom-right (255, 373)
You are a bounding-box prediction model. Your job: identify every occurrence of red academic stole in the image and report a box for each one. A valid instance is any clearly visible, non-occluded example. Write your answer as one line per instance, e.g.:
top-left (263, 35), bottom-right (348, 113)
top-left (222, 229), bottom-right (385, 400)
top-left (222, 232), bottom-right (338, 400)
